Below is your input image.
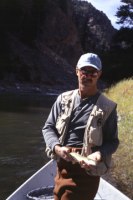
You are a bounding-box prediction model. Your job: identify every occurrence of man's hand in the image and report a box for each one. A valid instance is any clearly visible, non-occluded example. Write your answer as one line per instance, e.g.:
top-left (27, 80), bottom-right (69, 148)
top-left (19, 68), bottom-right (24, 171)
top-left (87, 151), bottom-right (101, 162)
top-left (80, 151), bottom-right (101, 169)
top-left (54, 145), bottom-right (73, 162)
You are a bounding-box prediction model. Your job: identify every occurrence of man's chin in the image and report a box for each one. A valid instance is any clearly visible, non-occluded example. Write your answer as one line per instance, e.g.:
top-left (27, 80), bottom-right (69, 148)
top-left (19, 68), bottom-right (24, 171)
top-left (80, 83), bottom-right (92, 89)
top-left (82, 80), bottom-right (92, 86)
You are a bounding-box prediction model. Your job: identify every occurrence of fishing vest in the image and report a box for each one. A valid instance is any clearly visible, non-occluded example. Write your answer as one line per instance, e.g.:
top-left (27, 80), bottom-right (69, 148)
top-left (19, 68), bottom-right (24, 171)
top-left (46, 89), bottom-right (117, 176)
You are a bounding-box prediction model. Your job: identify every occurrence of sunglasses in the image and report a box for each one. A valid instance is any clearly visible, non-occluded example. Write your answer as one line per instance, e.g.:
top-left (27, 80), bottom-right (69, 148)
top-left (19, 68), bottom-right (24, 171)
top-left (79, 69), bottom-right (99, 77)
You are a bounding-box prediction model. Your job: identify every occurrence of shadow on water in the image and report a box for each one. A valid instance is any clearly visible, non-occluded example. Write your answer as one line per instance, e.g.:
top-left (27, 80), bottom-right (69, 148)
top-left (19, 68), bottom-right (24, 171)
top-left (0, 93), bottom-right (57, 112)
top-left (0, 94), bottom-right (56, 200)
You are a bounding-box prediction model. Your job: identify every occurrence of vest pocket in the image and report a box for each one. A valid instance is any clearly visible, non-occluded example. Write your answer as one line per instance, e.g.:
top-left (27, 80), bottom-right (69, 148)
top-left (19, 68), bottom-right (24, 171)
top-left (88, 110), bottom-right (104, 146)
top-left (89, 126), bottom-right (103, 146)
top-left (56, 114), bottom-right (69, 135)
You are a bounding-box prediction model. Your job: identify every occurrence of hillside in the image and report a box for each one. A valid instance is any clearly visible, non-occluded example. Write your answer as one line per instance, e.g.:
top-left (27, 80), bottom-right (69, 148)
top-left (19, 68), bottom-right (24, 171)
top-left (0, 0), bottom-right (116, 92)
top-left (104, 78), bottom-right (133, 199)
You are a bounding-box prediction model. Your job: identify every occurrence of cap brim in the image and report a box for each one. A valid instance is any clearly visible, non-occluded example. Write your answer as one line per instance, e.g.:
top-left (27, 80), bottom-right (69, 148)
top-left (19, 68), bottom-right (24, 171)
top-left (77, 63), bottom-right (100, 71)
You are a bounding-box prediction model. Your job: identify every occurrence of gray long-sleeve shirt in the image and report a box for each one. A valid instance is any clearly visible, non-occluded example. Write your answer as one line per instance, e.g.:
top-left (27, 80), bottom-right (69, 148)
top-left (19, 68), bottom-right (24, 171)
top-left (42, 91), bottom-right (119, 157)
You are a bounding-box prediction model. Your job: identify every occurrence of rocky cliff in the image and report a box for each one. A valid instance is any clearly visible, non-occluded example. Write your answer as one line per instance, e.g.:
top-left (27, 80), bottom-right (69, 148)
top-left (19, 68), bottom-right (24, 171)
top-left (0, 0), bottom-right (116, 92)
top-left (72, 0), bottom-right (116, 52)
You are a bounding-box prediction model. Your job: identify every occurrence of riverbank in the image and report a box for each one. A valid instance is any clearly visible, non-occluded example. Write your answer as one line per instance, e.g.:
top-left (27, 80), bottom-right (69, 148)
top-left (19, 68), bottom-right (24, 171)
top-left (0, 82), bottom-right (65, 97)
top-left (104, 78), bottom-right (133, 199)
top-left (0, 80), bottom-right (109, 97)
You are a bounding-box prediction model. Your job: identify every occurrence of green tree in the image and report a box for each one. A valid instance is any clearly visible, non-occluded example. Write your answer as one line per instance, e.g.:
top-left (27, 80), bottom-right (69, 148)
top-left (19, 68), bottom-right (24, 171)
top-left (116, 0), bottom-right (133, 27)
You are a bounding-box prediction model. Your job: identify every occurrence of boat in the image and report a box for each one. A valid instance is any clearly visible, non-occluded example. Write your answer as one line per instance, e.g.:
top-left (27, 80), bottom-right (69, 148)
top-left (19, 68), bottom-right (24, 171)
top-left (6, 159), bottom-right (131, 200)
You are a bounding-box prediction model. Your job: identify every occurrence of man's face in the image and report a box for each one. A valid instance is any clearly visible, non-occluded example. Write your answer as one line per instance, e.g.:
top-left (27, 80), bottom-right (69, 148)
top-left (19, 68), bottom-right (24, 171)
top-left (76, 66), bottom-right (102, 88)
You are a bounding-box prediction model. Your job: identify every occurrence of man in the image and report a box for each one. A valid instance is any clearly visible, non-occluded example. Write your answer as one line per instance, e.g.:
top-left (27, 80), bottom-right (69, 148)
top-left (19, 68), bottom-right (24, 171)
top-left (42, 53), bottom-right (119, 200)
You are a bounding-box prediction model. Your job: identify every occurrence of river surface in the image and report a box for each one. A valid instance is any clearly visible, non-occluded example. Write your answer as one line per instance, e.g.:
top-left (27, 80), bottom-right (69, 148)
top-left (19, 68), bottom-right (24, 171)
top-left (0, 93), bottom-right (57, 200)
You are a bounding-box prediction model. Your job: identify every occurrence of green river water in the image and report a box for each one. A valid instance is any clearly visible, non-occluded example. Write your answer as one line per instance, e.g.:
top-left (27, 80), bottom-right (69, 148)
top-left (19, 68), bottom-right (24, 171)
top-left (0, 93), bottom-right (56, 200)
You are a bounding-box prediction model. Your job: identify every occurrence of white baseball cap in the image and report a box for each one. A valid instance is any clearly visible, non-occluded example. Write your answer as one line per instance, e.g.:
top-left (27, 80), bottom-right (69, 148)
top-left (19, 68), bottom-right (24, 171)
top-left (77, 53), bottom-right (102, 71)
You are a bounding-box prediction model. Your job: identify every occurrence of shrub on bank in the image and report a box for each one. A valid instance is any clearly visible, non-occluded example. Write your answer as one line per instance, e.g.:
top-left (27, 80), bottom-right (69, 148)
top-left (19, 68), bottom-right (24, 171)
top-left (105, 78), bottom-right (133, 199)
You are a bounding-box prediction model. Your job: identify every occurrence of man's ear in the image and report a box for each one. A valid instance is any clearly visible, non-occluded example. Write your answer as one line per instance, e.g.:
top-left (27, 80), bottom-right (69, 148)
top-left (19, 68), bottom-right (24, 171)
top-left (76, 68), bottom-right (79, 76)
top-left (98, 71), bottom-right (102, 78)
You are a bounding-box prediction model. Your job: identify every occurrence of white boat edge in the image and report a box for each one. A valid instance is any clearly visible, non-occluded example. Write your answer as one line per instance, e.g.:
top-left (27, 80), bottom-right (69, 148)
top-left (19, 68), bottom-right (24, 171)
top-left (6, 159), bottom-right (131, 200)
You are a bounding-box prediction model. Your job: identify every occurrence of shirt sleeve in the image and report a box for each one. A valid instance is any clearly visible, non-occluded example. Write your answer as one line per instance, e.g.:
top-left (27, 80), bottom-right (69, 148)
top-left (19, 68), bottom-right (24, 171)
top-left (95, 107), bottom-right (119, 157)
top-left (42, 94), bottom-right (62, 151)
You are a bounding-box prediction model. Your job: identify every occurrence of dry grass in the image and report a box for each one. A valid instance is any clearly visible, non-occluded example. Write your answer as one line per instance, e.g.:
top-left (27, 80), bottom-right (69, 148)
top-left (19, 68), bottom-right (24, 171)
top-left (104, 78), bottom-right (133, 199)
